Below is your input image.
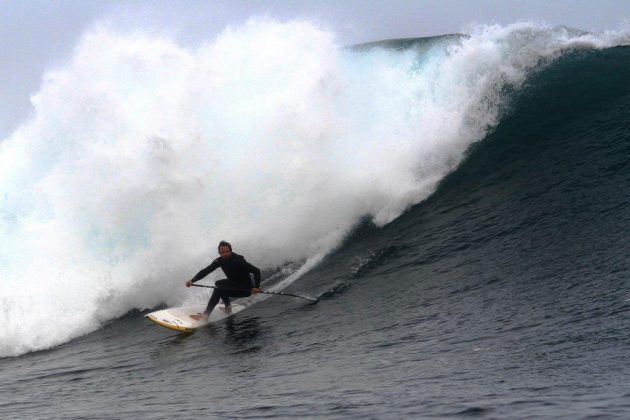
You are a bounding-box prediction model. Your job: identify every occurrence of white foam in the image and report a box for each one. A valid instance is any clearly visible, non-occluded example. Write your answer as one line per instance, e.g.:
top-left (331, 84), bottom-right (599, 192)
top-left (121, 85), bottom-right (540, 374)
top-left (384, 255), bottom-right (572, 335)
top-left (1, 20), bottom-right (628, 357)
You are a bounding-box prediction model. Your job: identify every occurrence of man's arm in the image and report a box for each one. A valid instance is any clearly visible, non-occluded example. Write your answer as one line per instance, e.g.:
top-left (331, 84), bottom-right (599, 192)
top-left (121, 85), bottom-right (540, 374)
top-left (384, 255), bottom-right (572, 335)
top-left (246, 261), bottom-right (262, 288)
top-left (186, 260), bottom-right (219, 287)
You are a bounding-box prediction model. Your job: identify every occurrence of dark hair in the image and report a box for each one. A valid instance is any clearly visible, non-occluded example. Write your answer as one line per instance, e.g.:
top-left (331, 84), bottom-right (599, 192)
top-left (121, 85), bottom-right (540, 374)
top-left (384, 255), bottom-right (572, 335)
top-left (218, 240), bottom-right (232, 251)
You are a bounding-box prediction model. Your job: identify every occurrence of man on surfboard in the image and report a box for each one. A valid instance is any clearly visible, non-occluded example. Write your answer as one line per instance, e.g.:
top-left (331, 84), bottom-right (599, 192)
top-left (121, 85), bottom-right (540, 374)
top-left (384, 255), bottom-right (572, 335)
top-left (186, 241), bottom-right (261, 320)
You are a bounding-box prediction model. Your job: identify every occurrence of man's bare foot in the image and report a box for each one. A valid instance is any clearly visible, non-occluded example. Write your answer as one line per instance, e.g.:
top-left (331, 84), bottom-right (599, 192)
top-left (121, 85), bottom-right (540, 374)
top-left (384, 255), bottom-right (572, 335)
top-left (219, 306), bottom-right (232, 315)
top-left (190, 313), bottom-right (208, 321)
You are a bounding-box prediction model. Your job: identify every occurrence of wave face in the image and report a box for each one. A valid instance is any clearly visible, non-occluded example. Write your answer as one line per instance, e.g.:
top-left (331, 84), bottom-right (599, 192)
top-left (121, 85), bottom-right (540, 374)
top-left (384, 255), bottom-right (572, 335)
top-left (284, 40), bottom-right (630, 416)
top-left (1, 20), bottom-right (629, 357)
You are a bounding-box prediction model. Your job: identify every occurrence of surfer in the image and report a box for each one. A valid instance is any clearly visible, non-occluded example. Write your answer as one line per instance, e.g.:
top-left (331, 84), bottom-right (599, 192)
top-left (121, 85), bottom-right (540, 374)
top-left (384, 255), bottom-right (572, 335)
top-left (186, 241), bottom-right (261, 320)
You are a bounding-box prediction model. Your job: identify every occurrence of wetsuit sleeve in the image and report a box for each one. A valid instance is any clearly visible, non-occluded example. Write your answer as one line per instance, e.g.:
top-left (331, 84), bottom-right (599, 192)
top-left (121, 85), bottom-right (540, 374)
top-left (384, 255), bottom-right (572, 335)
top-left (190, 259), bottom-right (220, 283)
top-left (246, 261), bottom-right (262, 288)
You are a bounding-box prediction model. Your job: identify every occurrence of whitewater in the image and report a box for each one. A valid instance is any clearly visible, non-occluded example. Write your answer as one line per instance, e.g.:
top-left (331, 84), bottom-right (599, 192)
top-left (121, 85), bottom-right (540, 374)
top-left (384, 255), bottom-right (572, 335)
top-left (1, 19), bottom-right (629, 359)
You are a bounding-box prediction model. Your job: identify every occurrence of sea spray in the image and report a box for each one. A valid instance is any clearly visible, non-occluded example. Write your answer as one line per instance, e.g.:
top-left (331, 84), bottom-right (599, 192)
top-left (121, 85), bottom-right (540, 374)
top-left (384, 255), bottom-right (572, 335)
top-left (1, 19), bottom-right (628, 357)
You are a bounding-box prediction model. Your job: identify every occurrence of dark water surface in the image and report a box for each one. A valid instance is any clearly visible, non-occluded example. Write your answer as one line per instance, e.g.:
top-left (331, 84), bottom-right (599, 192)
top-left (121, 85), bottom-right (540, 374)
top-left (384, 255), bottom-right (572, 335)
top-left (2, 45), bottom-right (630, 419)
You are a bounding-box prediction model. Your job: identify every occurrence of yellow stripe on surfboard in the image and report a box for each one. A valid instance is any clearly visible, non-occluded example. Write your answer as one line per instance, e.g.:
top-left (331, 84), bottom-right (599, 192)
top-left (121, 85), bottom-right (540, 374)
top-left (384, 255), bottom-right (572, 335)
top-left (145, 314), bottom-right (195, 333)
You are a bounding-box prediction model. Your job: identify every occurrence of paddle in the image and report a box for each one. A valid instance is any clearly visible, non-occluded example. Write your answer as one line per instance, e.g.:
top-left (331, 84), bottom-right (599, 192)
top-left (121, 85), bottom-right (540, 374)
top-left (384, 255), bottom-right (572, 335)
top-left (191, 283), bottom-right (318, 302)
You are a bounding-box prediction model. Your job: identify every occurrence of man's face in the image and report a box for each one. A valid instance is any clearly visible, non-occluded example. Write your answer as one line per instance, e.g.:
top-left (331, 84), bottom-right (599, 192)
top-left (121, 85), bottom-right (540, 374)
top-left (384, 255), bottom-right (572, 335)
top-left (219, 246), bottom-right (232, 259)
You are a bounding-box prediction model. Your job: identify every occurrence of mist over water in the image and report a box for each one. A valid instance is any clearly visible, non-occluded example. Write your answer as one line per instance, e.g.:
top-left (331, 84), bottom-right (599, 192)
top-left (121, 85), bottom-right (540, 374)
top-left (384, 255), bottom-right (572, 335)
top-left (1, 19), bottom-right (629, 357)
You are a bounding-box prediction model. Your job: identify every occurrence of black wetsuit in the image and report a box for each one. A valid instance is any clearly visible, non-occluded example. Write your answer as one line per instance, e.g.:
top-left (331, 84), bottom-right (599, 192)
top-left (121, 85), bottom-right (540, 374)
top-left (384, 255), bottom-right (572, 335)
top-left (190, 253), bottom-right (261, 314)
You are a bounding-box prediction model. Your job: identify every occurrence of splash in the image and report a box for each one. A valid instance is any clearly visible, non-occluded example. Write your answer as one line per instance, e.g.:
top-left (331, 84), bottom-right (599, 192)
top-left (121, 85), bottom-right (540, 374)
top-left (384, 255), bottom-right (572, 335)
top-left (1, 19), bottom-right (628, 356)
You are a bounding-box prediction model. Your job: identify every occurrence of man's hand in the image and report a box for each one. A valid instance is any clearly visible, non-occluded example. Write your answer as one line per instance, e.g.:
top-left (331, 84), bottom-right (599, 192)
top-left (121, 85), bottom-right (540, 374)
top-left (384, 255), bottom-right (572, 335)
top-left (186, 280), bottom-right (193, 288)
top-left (251, 288), bottom-right (261, 294)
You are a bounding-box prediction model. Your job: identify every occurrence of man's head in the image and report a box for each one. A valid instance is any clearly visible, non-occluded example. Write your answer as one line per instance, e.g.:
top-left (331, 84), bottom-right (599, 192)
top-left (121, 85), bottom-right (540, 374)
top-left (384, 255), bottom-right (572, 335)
top-left (218, 240), bottom-right (232, 259)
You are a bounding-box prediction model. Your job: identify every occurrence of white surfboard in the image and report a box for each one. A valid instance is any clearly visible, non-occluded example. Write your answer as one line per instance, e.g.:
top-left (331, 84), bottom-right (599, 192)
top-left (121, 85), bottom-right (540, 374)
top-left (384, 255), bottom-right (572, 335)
top-left (145, 303), bottom-right (245, 333)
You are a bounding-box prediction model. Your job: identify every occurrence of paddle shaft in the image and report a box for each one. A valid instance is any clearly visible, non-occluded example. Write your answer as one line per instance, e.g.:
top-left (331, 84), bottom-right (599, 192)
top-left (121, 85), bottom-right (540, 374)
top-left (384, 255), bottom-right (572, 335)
top-left (191, 283), bottom-right (317, 302)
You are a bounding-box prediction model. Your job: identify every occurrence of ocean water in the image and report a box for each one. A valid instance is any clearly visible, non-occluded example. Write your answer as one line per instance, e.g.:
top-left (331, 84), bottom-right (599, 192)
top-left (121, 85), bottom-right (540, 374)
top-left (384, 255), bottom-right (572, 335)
top-left (1, 21), bottom-right (630, 418)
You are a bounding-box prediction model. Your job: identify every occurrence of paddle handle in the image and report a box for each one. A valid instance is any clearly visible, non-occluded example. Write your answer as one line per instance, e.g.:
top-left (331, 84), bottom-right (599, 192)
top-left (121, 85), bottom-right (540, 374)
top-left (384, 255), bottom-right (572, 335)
top-left (191, 284), bottom-right (317, 302)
